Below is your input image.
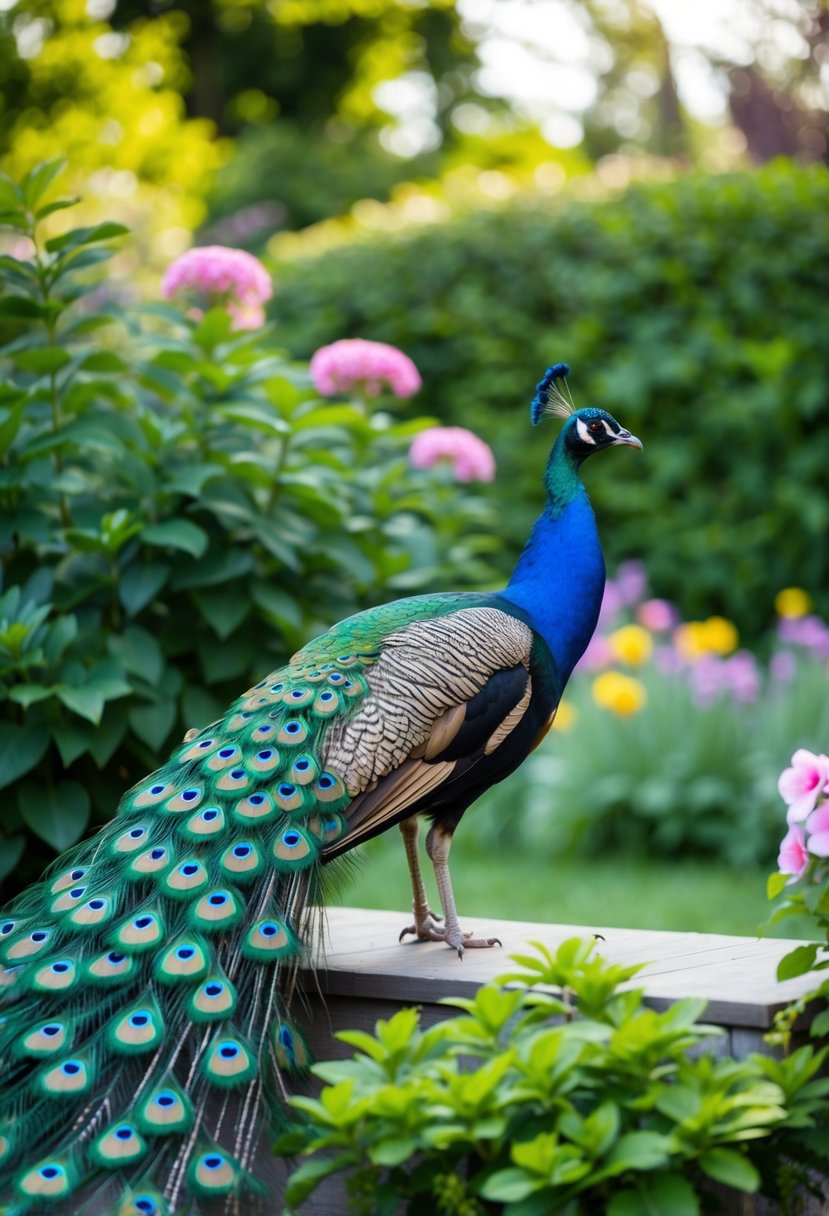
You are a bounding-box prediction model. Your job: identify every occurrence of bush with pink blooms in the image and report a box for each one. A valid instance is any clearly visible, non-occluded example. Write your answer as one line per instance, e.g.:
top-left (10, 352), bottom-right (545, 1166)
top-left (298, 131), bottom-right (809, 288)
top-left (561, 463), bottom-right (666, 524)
top-left (468, 564), bottom-right (829, 868)
top-left (0, 165), bottom-right (499, 897)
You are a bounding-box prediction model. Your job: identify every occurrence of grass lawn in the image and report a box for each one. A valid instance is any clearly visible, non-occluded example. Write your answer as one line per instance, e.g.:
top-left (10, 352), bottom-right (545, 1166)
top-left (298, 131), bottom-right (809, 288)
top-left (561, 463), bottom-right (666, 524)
top-left (327, 836), bottom-right (817, 941)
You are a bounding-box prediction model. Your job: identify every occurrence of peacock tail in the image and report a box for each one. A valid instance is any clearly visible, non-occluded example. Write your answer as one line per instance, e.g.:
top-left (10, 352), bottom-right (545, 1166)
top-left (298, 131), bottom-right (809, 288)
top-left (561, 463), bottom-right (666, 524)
top-left (0, 386), bottom-right (640, 1215)
top-left (0, 590), bottom-right (521, 1215)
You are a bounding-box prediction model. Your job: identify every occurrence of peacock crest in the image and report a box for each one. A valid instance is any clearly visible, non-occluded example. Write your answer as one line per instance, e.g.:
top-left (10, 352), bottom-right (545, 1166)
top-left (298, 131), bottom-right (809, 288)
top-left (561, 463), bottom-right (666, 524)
top-left (530, 361), bottom-right (574, 424)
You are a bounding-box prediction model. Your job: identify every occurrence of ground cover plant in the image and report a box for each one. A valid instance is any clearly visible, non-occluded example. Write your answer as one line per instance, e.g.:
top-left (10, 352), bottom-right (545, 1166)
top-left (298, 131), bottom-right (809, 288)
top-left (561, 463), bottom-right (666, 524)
top-left (282, 938), bottom-right (829, 1216)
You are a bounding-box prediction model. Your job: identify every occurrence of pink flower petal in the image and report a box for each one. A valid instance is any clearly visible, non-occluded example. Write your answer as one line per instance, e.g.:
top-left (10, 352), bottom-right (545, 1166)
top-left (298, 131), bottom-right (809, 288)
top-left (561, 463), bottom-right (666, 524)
top-left (778, 825), bottom-right (809, 876)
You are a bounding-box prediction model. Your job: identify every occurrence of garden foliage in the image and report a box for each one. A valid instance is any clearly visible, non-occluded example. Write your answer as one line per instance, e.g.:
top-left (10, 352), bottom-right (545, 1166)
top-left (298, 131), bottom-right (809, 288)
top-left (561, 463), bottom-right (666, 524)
top-left (271, 162), bottom-right (829, 638)
top-left (282, 937), bottom-right (829, 1215)
top-left (0, 163), bottom-right (494, 893)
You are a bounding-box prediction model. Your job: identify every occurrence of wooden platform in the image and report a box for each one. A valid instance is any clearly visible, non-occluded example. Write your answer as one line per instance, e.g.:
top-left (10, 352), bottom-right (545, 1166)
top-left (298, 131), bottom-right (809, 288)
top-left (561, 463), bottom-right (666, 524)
top-left (298, 906), bottom-right (821, 1058)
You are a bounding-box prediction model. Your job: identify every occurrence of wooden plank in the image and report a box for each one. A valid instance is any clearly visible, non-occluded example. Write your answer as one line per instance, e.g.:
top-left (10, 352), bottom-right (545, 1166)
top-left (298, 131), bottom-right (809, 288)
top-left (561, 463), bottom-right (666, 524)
top-left (300, 907), bottom-right (820, 1030)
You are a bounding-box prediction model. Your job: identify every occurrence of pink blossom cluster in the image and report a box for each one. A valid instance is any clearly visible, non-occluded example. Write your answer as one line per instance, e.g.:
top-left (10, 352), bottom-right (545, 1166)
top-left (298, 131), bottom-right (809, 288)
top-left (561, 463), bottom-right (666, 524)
top-left (777, 748), bottom-right (829, 879)
top-left (408, 426), bottom-right (496, 484)
top-left (162, 245), bottom-right (273, 331)
top-left (310, 339), bottom-right (422, 399)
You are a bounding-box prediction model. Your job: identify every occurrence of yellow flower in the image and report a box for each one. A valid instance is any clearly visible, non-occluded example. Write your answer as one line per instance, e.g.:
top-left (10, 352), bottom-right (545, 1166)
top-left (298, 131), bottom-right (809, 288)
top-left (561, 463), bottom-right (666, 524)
top-left (608, 624), bottom-right (653, 667)
top-left (551, 700), bottom-right (577, 732)
top-left (592, 672), bottom-right (647, 717)
top-left (674, 617), bottom-right (738, 660)
top-left (775, 587), bottom-right (812, 619)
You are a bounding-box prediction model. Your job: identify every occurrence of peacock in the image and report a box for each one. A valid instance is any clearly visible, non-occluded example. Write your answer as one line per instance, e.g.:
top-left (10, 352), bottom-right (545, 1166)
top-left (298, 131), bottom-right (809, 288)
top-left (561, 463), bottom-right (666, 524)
top-left (0, 364), bottom-right (640, 1215)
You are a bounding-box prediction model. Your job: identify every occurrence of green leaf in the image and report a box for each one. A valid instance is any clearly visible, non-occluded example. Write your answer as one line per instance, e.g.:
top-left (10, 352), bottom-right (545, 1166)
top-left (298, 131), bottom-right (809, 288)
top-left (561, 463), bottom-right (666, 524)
top-left (192, 584), bottom-right (251, 640)
top-left (0, 723), bottom-right (50, 790)
top-left (21, 159), bottom-right (66, 208)
top-left (20, 780), bottom-right (90, 851)
top-left (56, 684), bottom-right (106, 725)
top-left (698, 1148), bottom-right (760, 1193)
top-left (118, 562), bottom-right (169, 616)
top-left (479, 1168), bottom-right (538, 1204)
top-left (596, 1132), bottom-right (672, 1179)
top-left (129, 698), bottom-right (177, 751)
top-left (14, 346), bottom-right (71, 374)
top-left (142, 519), bottom-right (209, 560)
top-left (0, 836), bottom-right (25, 881)
top-left (777, 943), bottom-right (820, 982)
top-left (108, 626), bottom-right (164, 686)
top-left (44, 221), bottom-right (128, 253)
top-left (53, 722), bottom-right (92, 767)
top-left (0, 295), bottom-right (44, 319)
top-left (79, 351), bottom-right (128, 373)
top-left (34, 197), bottom-right (81, 220)
top-left (9, 684), bottom-right (55, 708)
top-left (172, 547), bottom-right (252, 591)
top-left (284, 1154), bottom-right (356, 1207)
top-left (767, 872), bottom-right (789, 900)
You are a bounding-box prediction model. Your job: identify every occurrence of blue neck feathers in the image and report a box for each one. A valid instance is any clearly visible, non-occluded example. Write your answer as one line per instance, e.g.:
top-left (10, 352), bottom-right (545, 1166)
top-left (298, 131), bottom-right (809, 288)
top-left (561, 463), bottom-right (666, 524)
top-left (502, 433), bottom-right (606, 685)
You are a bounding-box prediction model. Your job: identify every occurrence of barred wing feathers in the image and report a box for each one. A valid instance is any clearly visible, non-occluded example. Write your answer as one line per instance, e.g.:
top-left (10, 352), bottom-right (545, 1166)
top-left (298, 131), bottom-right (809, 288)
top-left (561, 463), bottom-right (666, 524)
top-left (323, 607), bottom-right (536, 849)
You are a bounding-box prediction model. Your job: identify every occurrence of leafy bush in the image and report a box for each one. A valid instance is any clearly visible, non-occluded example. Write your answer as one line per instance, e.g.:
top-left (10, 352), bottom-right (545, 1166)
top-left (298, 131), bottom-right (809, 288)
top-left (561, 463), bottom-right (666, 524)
top-left (0, 163), bottom-right (496, 894)
top-left (282, 938), bottom-right (829, 1215)
top-left (270, 162), bottom-right (829, 639)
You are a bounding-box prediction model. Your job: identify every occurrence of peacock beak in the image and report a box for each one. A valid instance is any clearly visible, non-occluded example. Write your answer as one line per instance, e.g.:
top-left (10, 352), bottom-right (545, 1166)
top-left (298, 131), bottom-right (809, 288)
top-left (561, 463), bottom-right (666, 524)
top-left (613, 429), bottom-right (643, 451)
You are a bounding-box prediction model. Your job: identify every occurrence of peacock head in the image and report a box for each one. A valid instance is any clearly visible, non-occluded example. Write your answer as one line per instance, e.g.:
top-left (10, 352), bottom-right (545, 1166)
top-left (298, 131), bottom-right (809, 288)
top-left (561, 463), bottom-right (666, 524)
top-left (531, 362), bottom-right (642, 461)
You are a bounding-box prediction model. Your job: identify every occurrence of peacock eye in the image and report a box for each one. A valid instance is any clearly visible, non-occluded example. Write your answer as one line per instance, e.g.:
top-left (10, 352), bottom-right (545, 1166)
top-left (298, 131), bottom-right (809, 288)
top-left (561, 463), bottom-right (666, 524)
top-left (589, 421), bottom-right (602, 432)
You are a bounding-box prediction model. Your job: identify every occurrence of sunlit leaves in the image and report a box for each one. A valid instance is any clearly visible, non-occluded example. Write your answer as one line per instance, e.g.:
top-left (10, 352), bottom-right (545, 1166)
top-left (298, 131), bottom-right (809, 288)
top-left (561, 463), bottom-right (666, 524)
top-left (284, 937), bottom-right (822, 1212)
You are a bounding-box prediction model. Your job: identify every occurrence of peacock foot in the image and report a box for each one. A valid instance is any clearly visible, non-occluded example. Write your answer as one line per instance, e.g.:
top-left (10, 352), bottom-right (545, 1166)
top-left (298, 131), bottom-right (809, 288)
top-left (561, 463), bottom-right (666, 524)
top-left (399, 909), bottom-right (501, 957)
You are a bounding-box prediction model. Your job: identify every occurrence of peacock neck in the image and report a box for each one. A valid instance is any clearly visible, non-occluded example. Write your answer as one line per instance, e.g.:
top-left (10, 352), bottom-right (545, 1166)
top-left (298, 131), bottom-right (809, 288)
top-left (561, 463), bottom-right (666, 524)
top-left (502, 436), bottom-right (605, 686)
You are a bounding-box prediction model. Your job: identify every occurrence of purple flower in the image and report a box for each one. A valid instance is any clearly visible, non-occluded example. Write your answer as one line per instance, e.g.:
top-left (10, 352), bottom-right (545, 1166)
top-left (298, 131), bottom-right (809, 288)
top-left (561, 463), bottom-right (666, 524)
top-left (409, 426), bottom-right (495, 483)
top-left (778, 825), bottom-right (809, 878)
top-left (725, 651), bottom-right (761, 705)
top-left (616, 560), bottom-right (647, 606)
top-left (310, 339), bottom-right (422, 399)
top-left (777, 615), bottom-right (829, 658)
top-left (162, 245), bottom-right (273, 331)
top-left (778, 749), bottom-right (829, 823)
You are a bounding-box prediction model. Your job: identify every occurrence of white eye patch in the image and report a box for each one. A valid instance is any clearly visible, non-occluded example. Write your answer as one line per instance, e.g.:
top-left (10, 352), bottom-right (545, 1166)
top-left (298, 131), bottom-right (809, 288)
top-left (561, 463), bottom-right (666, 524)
top-left (575, 418), bottom-right (616, 444)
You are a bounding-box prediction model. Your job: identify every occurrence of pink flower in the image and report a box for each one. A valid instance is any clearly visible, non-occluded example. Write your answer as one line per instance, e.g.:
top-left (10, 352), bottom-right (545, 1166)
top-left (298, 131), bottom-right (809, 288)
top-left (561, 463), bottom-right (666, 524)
top-left (409, 426), bottom-right (496, 483)
top-left (778, 825), bottom-right (809, 878)
top-left (575, 635), bottom-right (614, 673)
top-left (162, 245), bottom-right (272, 331)
top-left (636, 598), bottom-right (679, 632)
top-left (310, 339), bottom-right (421, 399)
top-left (807, 804), bottom-right (829, 856)
top-left (778, 748), bottom-right (829, 823)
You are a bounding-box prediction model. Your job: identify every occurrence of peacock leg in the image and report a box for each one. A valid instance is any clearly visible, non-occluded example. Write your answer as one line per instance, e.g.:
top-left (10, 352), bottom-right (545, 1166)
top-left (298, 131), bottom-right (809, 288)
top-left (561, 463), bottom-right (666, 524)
top-left (398, 816), bottom-right (445, 942)
top-left (424, 823), bottom-right (502, 957)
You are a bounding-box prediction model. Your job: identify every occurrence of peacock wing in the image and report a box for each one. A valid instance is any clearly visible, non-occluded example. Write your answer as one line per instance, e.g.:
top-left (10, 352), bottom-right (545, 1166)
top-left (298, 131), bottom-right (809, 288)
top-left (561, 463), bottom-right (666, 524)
top-left (317, 605), bottom-right (538, 849)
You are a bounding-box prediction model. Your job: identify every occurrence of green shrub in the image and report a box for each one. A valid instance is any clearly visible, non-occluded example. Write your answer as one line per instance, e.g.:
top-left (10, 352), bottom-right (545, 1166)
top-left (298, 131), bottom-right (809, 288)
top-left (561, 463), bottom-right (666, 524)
top-left (282, 938), bottom-right (829, 1215)
top-left (270, 162), bottom-right (829, 638)
top-left (0, 163), bottom-right (496, 894)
